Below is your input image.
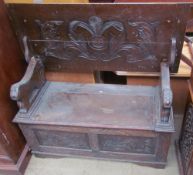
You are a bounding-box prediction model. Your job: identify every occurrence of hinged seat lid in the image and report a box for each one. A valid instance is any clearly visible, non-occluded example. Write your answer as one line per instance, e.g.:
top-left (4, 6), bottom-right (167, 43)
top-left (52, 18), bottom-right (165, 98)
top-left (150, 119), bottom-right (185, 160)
top-left (14, 82), bottom-right (164, 131)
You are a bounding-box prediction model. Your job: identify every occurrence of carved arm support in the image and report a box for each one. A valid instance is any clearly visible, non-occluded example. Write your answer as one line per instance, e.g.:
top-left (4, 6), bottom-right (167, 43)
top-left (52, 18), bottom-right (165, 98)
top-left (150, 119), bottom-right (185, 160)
top-left (160, 62), bottom-right (173, 123)
top-left (10, 57), bottom-right (45, 113)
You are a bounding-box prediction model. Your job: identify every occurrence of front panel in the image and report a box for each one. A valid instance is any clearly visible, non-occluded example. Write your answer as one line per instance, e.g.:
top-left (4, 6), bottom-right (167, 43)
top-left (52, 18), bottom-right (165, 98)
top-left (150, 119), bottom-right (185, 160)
top-left (19, 124), bottom-right (169, 166)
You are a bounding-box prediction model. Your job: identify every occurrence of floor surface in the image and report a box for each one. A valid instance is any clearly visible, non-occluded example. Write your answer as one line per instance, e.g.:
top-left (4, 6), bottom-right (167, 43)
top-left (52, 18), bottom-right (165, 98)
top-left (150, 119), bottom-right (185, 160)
top-left (24, 145), bottom-right (179, 175)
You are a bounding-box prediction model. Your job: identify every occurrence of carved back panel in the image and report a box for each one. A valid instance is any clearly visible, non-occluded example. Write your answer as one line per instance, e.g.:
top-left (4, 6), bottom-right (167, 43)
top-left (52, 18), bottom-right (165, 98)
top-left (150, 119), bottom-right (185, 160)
top-left (7, 3), bottom-right (190, 73)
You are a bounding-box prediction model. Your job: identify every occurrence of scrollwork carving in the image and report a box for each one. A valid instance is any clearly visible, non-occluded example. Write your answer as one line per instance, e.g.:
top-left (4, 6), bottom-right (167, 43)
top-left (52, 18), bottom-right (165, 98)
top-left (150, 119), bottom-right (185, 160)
top-left (35, 16), bottom-right (158, 62)
top-left (70, 16), bottom-right (124, 51)
top-left (36, 20), bottom-right (63, 40)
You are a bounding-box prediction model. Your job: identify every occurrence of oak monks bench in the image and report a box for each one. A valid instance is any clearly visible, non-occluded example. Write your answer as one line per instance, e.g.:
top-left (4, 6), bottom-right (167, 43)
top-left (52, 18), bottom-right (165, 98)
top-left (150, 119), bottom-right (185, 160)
top-left (6, 2), bottom-right (191, 168)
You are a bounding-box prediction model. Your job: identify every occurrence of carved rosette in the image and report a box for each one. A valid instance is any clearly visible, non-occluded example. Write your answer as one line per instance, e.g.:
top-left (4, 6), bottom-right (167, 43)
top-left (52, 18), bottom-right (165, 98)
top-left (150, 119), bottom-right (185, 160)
top-left (35, 20), bottom-right (64, 40)
top-left (34, 16), bottom-right (157, 63)
top-left (180, 103), bottom-right (193, 173)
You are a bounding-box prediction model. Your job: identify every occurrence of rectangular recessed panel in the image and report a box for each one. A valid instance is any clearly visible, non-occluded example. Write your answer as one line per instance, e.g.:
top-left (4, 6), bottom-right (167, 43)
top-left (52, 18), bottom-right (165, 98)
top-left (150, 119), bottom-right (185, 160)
top-left (99, 134), bottom-right (156, 154)
top-left (35, 130), bottom-right (90, 150)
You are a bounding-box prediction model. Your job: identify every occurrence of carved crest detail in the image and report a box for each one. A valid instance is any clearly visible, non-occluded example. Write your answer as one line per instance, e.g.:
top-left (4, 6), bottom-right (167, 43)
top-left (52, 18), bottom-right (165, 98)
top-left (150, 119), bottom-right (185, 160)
top-left (35, 16), bottom-right (157, 62)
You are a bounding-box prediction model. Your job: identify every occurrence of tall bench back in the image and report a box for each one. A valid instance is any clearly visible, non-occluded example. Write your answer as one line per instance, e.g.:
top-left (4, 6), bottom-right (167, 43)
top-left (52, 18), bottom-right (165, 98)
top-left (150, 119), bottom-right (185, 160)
top-left (7, 3), bottom-right (190, 73)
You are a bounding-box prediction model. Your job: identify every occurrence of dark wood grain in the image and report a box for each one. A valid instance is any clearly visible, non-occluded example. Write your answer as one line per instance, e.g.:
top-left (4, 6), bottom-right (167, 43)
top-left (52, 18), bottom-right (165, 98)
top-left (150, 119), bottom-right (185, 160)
top-left (0, 1), bottom-right (30, 174)
top-left (7, 2), bottom-right (190, 169)
top-left (7, 3), bottom-right (190, 73)
top-left (19, 123), bottom-right (170, 168)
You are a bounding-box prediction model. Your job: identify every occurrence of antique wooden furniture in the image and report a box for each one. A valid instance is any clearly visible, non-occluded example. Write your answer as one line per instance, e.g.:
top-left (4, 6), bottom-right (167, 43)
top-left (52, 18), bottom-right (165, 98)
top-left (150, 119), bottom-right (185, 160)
top-left (114, 69), bottom-right (190, 141)
top-left (7, 2), bottom-right (191, 168)
top-left (0, 1), bottom-right (30, 175)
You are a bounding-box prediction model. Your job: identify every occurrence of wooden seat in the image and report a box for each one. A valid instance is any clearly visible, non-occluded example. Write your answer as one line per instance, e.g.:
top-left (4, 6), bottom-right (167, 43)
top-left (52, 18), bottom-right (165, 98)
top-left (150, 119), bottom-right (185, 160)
top-left (7, 2), bottom-right (191, 169)
top-left (15, 82), bottom-right (160, 130)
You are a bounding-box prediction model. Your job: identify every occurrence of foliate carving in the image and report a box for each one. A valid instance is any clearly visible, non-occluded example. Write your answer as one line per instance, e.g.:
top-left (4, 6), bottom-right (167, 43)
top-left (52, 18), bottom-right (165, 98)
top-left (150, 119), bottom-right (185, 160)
top-left (180, 104), bottom-right (193, 172)
top-left (35, 16), bottom-right (158, 62)
top-left (128, 21), bottom-right (158, 61)
top-left (36, 20), bottom-right (63, 40)
top-left (70, 16), bottom-right (124, 51)
top-left (99, 135), bottom-right (155, 154)
top-left (35, 130), bottom-right (90, 150)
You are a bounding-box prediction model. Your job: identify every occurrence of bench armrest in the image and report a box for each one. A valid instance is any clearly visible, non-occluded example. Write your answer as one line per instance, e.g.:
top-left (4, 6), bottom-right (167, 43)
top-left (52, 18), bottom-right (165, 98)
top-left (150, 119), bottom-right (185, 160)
top-left (10, 57), bottom-right (45, 113)
top-left (160, 63), bottom-right (173, 123)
